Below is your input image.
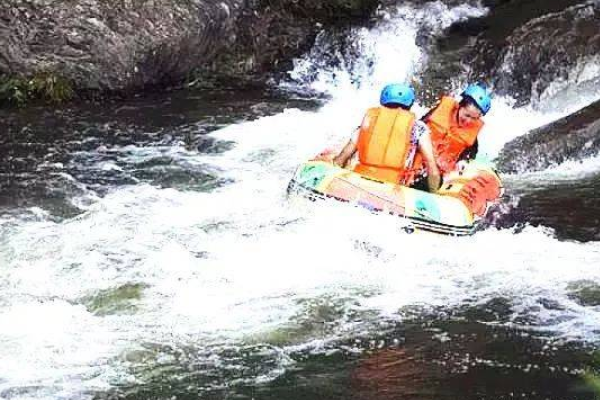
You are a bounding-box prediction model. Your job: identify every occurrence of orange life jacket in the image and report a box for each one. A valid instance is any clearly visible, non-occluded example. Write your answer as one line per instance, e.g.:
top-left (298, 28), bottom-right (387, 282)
top-left (425, 96), bottom-right (483, 174)
top-left (413, 96), bottom-right (483, 176)
top-left (353, 106), bottom-right (416, 184)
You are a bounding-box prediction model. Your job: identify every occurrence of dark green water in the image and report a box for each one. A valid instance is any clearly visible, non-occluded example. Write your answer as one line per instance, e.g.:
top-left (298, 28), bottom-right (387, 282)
top-left (98, 310), bottom-right (599, 400)
top-left (2, 87), bottom-right (600, 400)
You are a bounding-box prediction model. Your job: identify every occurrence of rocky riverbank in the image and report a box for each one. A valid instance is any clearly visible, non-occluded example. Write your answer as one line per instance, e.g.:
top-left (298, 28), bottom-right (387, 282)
top-left (422, 0), bottom-right (598, 105)
top-left (0, 0), bottom-right (379, 104)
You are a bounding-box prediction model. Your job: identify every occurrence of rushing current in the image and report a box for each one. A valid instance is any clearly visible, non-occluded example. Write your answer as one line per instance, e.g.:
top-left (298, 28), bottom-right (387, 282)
top-left (2, 2), bottom-right (600, 400)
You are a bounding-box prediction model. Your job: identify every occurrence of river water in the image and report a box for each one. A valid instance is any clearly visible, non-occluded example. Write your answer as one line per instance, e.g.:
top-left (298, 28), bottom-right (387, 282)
top-left (2, 2), bottom-right (600, 400)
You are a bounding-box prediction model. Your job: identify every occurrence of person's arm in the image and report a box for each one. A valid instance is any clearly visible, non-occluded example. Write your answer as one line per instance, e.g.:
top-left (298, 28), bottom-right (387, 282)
top-left (333, 137), bottom-right (358, 168)
top-left (417, 132), bottom-right (441, 192)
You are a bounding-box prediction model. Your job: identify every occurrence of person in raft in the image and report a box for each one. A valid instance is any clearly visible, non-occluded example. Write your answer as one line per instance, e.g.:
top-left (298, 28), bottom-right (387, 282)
top-left (333, 83), bottom-right (442, 192)
top-left (409, 82), bottom-right (492, 191)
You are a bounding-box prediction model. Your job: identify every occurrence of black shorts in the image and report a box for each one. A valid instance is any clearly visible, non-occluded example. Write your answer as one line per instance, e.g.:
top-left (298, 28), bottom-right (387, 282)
top-left (410, 176), bottom-right (431, 192)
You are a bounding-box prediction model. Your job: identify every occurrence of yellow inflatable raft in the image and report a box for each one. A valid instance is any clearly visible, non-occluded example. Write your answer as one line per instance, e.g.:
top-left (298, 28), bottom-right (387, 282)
top-left (287, 151), bottom-right (503, 236)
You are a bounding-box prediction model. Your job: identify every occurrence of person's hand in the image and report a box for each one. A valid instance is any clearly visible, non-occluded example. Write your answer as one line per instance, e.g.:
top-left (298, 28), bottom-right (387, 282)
top-left (314, 153), bottom-right (334, 163)
top-left (313, 148), bottom-right (335, 162)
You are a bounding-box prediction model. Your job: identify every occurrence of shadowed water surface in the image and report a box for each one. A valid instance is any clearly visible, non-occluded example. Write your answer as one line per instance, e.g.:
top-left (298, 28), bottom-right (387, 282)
top-left (0, 88), bottom-right (321, 217)
top-left (95, 309), bottom-right (598, 400)
top-left (493, 173), bottom-right (600, 242)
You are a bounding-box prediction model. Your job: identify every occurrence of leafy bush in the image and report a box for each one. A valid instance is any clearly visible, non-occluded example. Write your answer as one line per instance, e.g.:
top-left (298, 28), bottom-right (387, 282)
top-left (0, 72), bottom-right (74, 106)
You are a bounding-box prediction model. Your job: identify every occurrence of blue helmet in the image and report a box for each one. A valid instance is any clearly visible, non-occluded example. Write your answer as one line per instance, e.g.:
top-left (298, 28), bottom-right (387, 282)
top-left (462, 83), bottom-right (492, 115)
top-left (380, 83), bottom-right (415, 108)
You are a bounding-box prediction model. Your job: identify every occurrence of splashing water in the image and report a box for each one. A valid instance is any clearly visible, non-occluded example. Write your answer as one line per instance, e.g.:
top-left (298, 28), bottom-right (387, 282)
top-left (286, 2), bottom-right (488, 112)
top-left (2, 2), bottom-right (600, 400)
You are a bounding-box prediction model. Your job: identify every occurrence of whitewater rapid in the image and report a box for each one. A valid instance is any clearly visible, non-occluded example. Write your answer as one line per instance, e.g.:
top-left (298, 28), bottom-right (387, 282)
top-left (2, 2), bottom-right (600, 400)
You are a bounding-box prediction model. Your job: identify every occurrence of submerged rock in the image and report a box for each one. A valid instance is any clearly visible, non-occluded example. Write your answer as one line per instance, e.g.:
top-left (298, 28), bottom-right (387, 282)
top-left (496, 99), bottom-right (600, 173)
top-left (83, 283), bottom-right (147, 316)
top-left (567, 280), bottom-right (600, 307)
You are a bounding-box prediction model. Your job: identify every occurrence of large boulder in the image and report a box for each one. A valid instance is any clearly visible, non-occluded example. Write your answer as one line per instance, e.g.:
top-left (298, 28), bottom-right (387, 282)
top-left (423, 0), bottom-right (593, 105)
top-left (496, 98), bottom-right (600, 173)
top-left (0, 0), bottom-right (379, 102)
top-left (486, 1), bottom-right (600, 105)
top-left (205, 0), bottom-right (379, 84)
top-left (0, 0), bottom-right (243, 94)
top-left (470, 0), bottom-right (600, 105)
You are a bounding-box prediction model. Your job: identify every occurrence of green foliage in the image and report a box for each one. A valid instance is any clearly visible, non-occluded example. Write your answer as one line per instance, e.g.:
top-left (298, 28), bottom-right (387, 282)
top-left (0, 75), bottom-right (28, 105)
top-left (0, 71), bottom-right (74, 106)
top-left (29, 71), bottom-right (74, 103)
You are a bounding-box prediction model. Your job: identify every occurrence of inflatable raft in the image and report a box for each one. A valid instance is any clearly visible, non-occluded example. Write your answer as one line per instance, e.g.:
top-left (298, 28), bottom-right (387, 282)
top-left (287, 151), bottom-right (502, 236)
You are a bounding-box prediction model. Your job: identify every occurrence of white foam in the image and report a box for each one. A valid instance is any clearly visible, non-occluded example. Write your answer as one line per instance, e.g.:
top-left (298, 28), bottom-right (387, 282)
top-left (282, 1), bottom-right (600, 164)
top-left (3, 168), bottom-right (600, 399)
top-left (511, 152), bottom-right (600, 181)
top-left (0, 300), bottom-right (125, 396)
top-left (534, 55), bottom-right (600, 113)
top-left (286, 1), bottom-right (488, 109)
top-left (3, 2), bottom-right (600, 399)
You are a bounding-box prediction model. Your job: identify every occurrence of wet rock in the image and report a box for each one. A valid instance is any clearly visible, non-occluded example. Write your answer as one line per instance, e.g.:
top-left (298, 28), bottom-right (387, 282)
top-left (420, 0), bottom-right (581, 99)
top-left (489, 1), bottom-right (600, 105)
top-left (0, 0), bottom-right (243, 95)
top-left (0, 0), bottom-right (379, 103)
top-left (496, 99), bottom-right (600, 173)
top-left (193, 0), bottom-right (380, 87)
top-left (471, 0), bottom-right (600, 105)
top-left (424, 0), bottom-right (593, 104)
